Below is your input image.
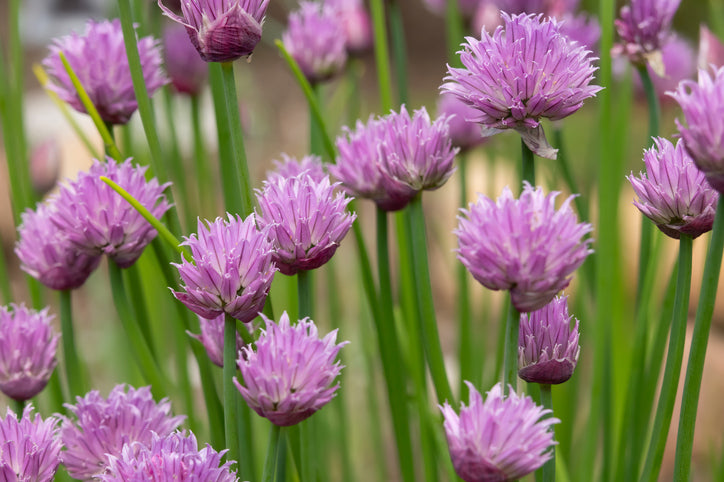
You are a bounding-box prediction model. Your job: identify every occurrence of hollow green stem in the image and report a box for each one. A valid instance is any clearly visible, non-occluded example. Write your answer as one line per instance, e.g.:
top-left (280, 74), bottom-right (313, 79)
top-left (540, 384), bottom-right (555, 482)
top-left (388, 0), bottom-right (408, 105)
top-left (262, 424), bottom-right (284, 482)
top-left (297, 270), bottom-right (314, 319)
top-left (309, 83), bottom-right (324, 157)
top-left (0, 236), bottom-right (12, 304)
top-left (60, 290), bottom-right (86, 398)
top-left (190, 95), bottom-right (214, 215)
top-left (521, 138), bottom-right (536, 187)
top-left (12, 398), bottom-right (24, 417)
top-left (457, 154), bottom-right (475, 396)
top-left (444, 0), bottom-right (464, 64)
top-left (223, 314), bottom-right (241, 469)
top-left (162, 89), bottom-right (192, 231)
top-left (503, 299), bottom-right (520, 391)
top-left (368, 0), bottom-right (393, 111)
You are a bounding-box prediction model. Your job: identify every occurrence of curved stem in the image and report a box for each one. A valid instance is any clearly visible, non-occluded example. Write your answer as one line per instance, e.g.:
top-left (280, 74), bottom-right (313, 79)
top-left (223, 314), bottom-right (241, 470)
top-left (60, 290), bottom-right (86, 398)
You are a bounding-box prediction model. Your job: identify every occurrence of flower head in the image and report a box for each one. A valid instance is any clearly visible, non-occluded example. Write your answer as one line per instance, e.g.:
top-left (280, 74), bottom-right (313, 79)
top-left (442, 13), bottom-right (601, 159)
top-left (101, 431), bottom-right (238, 482)
top-left (15, 202), bottom-right (102, 291)
top-left (455, 183), bottom-right (593, 312)
top-left (0, 406), bottom-right (62, 482)
top-left (440, 382), bottom-right (559, 482)
top-left (559, 12), bottom-right (601, 54)
top-left (326, 0), bottom-right (373, 54)
top-left (267, 154), bottom-right (327, 184)
top-left (159, 0), bottom-right (270, 62)
top-left (42, 19), bottom-right (167, 125)
top-left (669, 66), bottom-right (724, 193)
top-left (699, 25), bottom-right (724, 70)
top-left (640, 35), bottom-right (695, 101)
top-left (51, 158), bottom-right (171, 268)
top-left (628, 137), bottom-right (718, 238)
top-left (60, 385), bottom-right (185, 480)
top-left (437, 93), bottom-right (488, 151)
top-left (189, 313), bottom-right (244, 367)
top-left (518, 296), bottom-right (580, 384)
top-left (255, 174), bottom-right (356, 275)
top-left (0, 304), bottom-right (59, 401)
top-left (163, 24), bottom-right (209, 96)
top-left (234, 312), bottom-right (348, 426)
top-left (173, 214), bottom-right (277, 322)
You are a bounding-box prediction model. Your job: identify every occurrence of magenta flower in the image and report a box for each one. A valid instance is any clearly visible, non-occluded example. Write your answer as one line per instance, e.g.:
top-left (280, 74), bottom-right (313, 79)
top-left (267, 154), bottom-right (327, 184)
top-left (189, 313), bottom-right (244, 367)
top-left (0, 406), bottom-right (62, 482)
top-left (442, 13), bottom-right (601, 159)
top-left (234, 312), bottom-right (348, 426)
top-left (559, 12), bottom-right (601, 54)
top-left (163, 24), bottom-right (209, 96)
top-left (0, 304), bottom-right (59, 401)
top-left (172, 214), bottom-right (277, 322)
top-left (159, 0), bottom-right (270, 62)
top-left (60, 385), bottom-right (185, 480)
top-left (437, 93), bottom-right (487, 152)
top-left (628, 137), bottom-right (718, 239)
top-left (440, 382), bottom-right (559, 482)
top-left (42, 19), bottom-right (167, 125)
top-left (455, 183), bottom-right (593, 312)
top-left (51, 158), bottom-right (171, 269)
top-left (101, 431), bottom-right (238, 482)
top-left (255, 174), bottom-right (356, 275)
top-left (326, 0), bottom-right (373, 55)
top-left (518, 296), bottom-right (580, 385)
top-left (15, 202), bottom-right (101, 291)
top-left (669, 66), bottom-right (724, 193)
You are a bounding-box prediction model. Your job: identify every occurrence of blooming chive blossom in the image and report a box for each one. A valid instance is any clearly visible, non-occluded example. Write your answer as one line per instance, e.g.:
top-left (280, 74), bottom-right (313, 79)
top-left (51, 158), bottom-right (171, 269)
top-left (101, 431), bottom-right (238, 482)
top-left (42, 19), bottom-right (167, 125)
top-left (234, 312), bottom-right (348, 426)
top-left (326, 0), bottom-right (373, 55)
top-left (518, 296), bottom-right (580, 384)
top-left (267, 153), bottom-right (327, 184)
top-left (455, 183), bottom-right (593, 312)
top-left (159, 0), bottom-right (270, 62)
top-left (0, 305), bottom-right (59, 401)
top-left (0, 406), bottom-right (62, 482)
top-left (438, 93), bottom-right (487, 151)
top-left (443, 13), bottom-right (601, 159)
top-left (60, 385), bottom-right (185, 480)
top-left (163, 24), bottom-right (209, 96)
top-left (669, 67), bottom-right (724, 193)
top-left (173, 214), bottom-right (277, 322)
top-left (628, 137), bottom-right (718, 239)
top-left (440, 382), bottom-right (559, 482)
top-left (255, 174), bottom-right (356, 275)
top-left (559, 12), bottom-right (601, 54)
top-left (189, 313), bottom-right (244, 367)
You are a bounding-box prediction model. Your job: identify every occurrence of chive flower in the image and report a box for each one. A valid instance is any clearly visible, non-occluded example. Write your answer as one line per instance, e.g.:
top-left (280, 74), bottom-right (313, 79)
top-left (163, 24), bottom-right (209, 96)
top-left (267, 154), bottom-right (327, 184)
top-left (437, 93), bottom-right (487, 152)
top-left (0, 406), bottom-right (62, 482)
top-left (327, 0), bottom-right (373, 55)
top-left (699, 25), bottom-right (724, 70)
top-left (189, 313), bottom-right (244, 367)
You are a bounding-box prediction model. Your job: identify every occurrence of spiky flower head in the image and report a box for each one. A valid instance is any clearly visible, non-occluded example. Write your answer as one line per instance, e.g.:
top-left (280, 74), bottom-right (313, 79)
top-left (442, 13), bottom-right (602, 159)
top-left (669, 67), bottom-right (724, 193)
top-left (42, 19), bottom-right (167, 125)
top-left (163, 24), bottom-right (209, 96)
top-left (255, 174), bottom-right (356, 275)
top-left (628, 137), bottom-right (718, 239)
top-left (437, 93), bottom-right (487, 152)
top-left (267, 154), bottom-right (327, 184)
top-left (518, 296), bottom-right (580, 384)
top-left (0, 304), bottom-right (59, 402)
top-left (189, 313), bottom-right (244, 367)
top-left (159, 0), bottom-right (270, 62)
top-left (0, 405), bottom-right (62, 482)
top-left (173, 214), bottom-right (277, 322)
top-left (100, 431), bottom-right (238, 482)
top-left (440, 382), bottom-right (559, 482)
top-left (51, 158), bottom-right (171, 269)
top-left (234, 312), bottom-right (348, 426)
top-left (60, 385), bottom-right (185, 481)
top-left (15, 202), bottom-right (102, 291)
top-left (455, 183), bottom-right (593, 312)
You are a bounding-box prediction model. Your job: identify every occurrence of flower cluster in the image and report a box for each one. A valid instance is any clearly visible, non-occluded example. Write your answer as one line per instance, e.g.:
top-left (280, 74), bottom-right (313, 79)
top-left (613, 0), bottom-right (681, 70)
top-left (189, 313), bottom-right (245, 367)
top-left (0, 406), bottom-right (62, 482)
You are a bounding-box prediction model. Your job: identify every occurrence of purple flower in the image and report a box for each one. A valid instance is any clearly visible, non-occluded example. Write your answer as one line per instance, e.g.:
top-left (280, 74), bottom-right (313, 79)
top-left (15, 202), bottom-right (101, 291)
top-left (267, 154), bottom-right (327, 184)
top-left (0, 304), bottom-right (59, 401)
top-left (159, 0), bottom-right (270, 62)
top-left (51, 158), bottom-right (171, 269)
top-left (440, 382), bottom-right (559, 482)
top-left (518, 296), bottom-right (580, 384)
top-left (163, 24), bottom-right (209, 96)
top-left (326, 0), bottom-right (373, 55)
top-left (699, 25), bottom-right (724, 70)
top-left (442, 13), bottom-right (602, 159)
top-left (636, 34), bottom-right (695, 102)
top-left (42, 19), bottom-right (167, 125)
top-left (172, 214), bottom-right (277, 322)
top-left (60, 385), bottom-right (185, 480)
top-left (234, 312), bottom-right (348, 426)
top-left (101, 431), bottom-right (238, 482)
top-left (30, 139), bottom-right (61, 196)
top-left (559, 12), bottom-right (601, 54)
top-left (628, 137), bottom-right (718, 239)
top-left (455, 183), bottom-right (593, 312)
top-left (189, 313), bottom-right (244, 367)
top-left (0, 405), bottom-right (62, 482)
top-left (437, 93), bottom-right (488, 151)
top-left (494, 0), bottom-right (579, 16)
top-left (669, 66), bottom-right (724, 193)
top-left (255, 174), bottom-right (356, 275)
top-left (283, 2), bottom-right (348, 84)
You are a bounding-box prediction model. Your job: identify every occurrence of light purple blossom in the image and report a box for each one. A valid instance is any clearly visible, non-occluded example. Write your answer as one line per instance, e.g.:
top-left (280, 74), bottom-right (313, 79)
top-left (0, 405), bottom-right (62, 482)
top-left (455, 183), bottom-right (593, 312)
top-left (100, 431), bottom-right (238, 482)
top-left (189, 313), bottom-right (244, 367)
top-left (494, 0), bottom-right (579, 16)
top-left (234, 312), bottom-right (348, 426)
top-left (0, 304), bottom-right (59, 401)
top-left (628, 137), bottom-right (718, 239)
top-left (159, 0), bottom-right (270, 62)
top-left (440, 382), bottom-right (559, 482)
top-left (60, 385), bottom-right (185, 481)
top-left (326, 0), bottom-right (373, 54)
top-left (638, 35), bottom-right (695, 102)
top-left (267, 154), bottom-right (327, 184)
top-left (518, 295), bottom-right (580, 385)
top-left (699, 25), bottom-right (724, 70)
top-left (163, 24), bottom-right (209, 96)
top-left (442, 13), bottom-right (602, 159)
top-left (613, 0), bottom-right (681, 71)
top-left (559, 12), bottom-right (601, 54)
top-left (172, 214), bottom-right (277, 322)
top-left (42, 19), bottom-right (167, 125)
top-left (437, 93), bottom-right (487, 151)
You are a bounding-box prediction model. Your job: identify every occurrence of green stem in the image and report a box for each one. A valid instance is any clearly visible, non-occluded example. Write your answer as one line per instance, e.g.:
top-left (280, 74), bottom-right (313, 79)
top-left (503, 298), bottom-right (520, 391)
top-left (262, 424), bottom-right (284, 482)
top-left (553, 127), bottom-right (588, 220)
top-left (60, 290), bottom-right (86, 398)
top-left (124, 266), bottom-right (156, 359)
top-left (369, 0), bottom-right (394, 111)
top-left (521, 138), bottom-right (536, 187)
top-left (297, 270), bottom-right (314, 319)
top-left (223, 314), bottom-right (241, 470)
top-left (540, 384), bottom-right (555, 482)
top-left (12, 398), bottom-right (24, 416)
top-left (0, 236), bottom-right (13, 304)
top-left (309, 83), bottom-right (324, 156)
top-left (457, 154), bottom-right (475, 397)
top-left (444, 0), bottom-right (464, 64)
top-left (388, 0), bottom-right (408, 105)
top-left (163, 89), bottom-right (192, 231)
top-left (492, 296), bottom-right (509, 386)
top-left (190, 95), bottom-right (214, 216)
top-left (674, 199), bottom-right (724, 480)
top-left (237, 393), bottom-right (256, 481)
